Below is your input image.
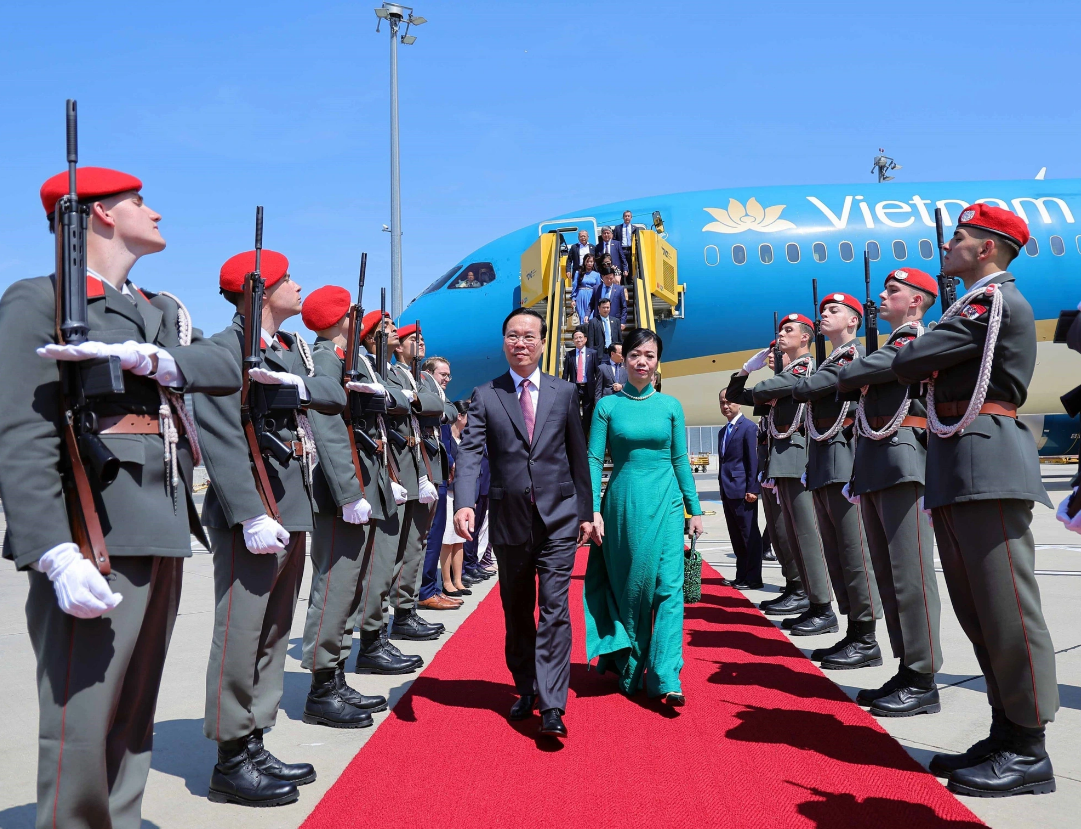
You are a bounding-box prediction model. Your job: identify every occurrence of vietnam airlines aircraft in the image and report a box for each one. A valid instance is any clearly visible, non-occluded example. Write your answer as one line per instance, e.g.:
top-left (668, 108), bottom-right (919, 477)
top-left (405, 179), bottom-right (1081, 453)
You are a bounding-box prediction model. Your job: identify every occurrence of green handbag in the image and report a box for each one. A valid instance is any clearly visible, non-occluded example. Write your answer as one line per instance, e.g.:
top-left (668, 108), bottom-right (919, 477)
top-left (683, 534), bottom-right (702, 604)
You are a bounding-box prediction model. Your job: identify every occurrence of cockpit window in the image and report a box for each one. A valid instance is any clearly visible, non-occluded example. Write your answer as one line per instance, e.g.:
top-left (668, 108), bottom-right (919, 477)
top-left (418, 264), bottom-right (463, 298)
top-left (448, 262), bottom-right (496, 290)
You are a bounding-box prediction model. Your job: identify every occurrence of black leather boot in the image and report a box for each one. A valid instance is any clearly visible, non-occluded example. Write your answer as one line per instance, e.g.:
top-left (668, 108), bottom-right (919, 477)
top-left (870, 667), bottom-right (940, 717)
top-left (856, 667), bottom-right (906, 706)
top-left (412, 609), bottom-right (445, 634)
top-left (389, 609), bottom-right (442, 641)
top-left (245, 730), bottom-right (316, 785)
top-left (820, 619), bottom-right (882, 669)
top-left (930, 708), bottom-right (1011, 778)
top-left (948, 722), bottom-right (1056, 797)
top-left (208, 740), bottom-right (299, 807)
top-left (762, 588), bottom-right (810, 616)
top-left (303, 669), bottom-right (374, 728)
top-left (811, 621), bottom-right (853, 661)
top-left (354, 628), bottom-right (422, 674)
top-left (334, 665), bottom-right (388, 712)
top-left (785, 603), bottom-right (839, 636)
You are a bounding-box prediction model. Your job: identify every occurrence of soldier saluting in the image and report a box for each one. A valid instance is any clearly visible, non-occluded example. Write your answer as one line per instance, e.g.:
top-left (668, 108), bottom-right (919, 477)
top-left (0, 163), bottom-right (240, 828)
top-left (893, 204), bottom-right (1058, 797)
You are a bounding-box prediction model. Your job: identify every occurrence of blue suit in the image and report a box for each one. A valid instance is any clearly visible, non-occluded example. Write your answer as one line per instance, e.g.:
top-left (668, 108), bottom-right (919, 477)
top-left (594, 239), bottom-right (628, 276)
top-left (590, 282), bottom-right (628, 327)
top-left (718, 415), bottom-right (763, 585)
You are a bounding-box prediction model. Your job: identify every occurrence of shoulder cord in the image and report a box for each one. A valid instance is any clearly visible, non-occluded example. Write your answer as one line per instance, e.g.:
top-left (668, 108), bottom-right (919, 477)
top-left (926, 285), bottom-right (1004, 438)
top-left (292, 334), bottom-right (318, 487)
top-left (855, 321), bottom-right (925, 440)
top-left (353, 351), bottom-right (391, 468)
top-left (767, 354), bottom-right (812, 440)
top-left (805, 343), bottom-right (859, 442)
top-left (154, 291), bottom-right (202, 508)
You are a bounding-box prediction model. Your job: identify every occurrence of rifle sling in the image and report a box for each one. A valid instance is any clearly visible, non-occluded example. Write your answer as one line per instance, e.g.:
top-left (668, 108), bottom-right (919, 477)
top-left (242, 418), bottom-right (282, 522)
top-left (61, 413), bottom-right (112, 575)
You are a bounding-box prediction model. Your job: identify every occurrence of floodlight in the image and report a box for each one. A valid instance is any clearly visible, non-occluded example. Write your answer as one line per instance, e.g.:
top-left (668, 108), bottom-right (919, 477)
top-left (410, 15), bottom-right (427, 24)
top-left (401, 34), bottom-right (417, 44)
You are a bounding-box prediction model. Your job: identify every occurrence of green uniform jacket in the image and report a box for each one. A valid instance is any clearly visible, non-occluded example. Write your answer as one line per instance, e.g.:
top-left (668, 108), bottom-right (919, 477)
top-left (892, 273), bottom-right (1051, 509)
top-left (383, 362), bottom-right (444, 496)
top-left (196, 314), bottom-right (346, 532)
top-left (837, 325), bottom-right (927, 496)
top-left (418, 370), bottom-right (450, 485)
top-left (792, 339), bottom-right (864, 490)
top-left (745, 360), bottom-right (813, 479)
top-left (0, 275), bottom-right (241, 568)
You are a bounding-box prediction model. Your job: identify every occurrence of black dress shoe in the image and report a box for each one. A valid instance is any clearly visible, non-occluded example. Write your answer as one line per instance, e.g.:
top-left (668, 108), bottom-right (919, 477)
top-left (870, 673), bottom-right (940, 717)
top-left (930, 709), bottom-right (1011, 777)
top-left (460, 574), bottom-right (479, 587)
top-left (763, 549), bottom-right (777, 561)
top-left (245, 731), bottom-right (316, 785)
top-left (717, 577), bottom-right (735, 587)
top-left (389, 611), bottom-right (442, 641)
top-left (334, 666), bottom-right (388, 713)
top-left (733, 581), bottom-right (764, 590)
top-left (948, 724), bottom-right (1055, 797)
top-left (353, 632), bottom-right (422, 675)
top-left (820, 620), bottom-right (882, 669)
top-left (304, 670), bottom-right (374, 728)
top-left (509, 694), bottom-right (537, 721)
top-left (762, 590), bottom-right (809, 616)
top-left (539, 708), bottom-right (567, 738)
top-left (208, 744), bottom-right (298, 807)
top-left (444, 587), bottom-right (472, 597)
top-left (784, 603), bottom-right (839, 636)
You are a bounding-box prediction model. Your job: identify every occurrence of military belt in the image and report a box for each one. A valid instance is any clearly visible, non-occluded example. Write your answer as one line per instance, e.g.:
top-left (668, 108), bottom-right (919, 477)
top-left (935, 399), bottom-right (1017, 419)
top-left (814, 416), bottom-right (854, 432)
top-left (868, 415), bottom-right (927, 430)
top-left (97, 413), bottom-right (180, 436)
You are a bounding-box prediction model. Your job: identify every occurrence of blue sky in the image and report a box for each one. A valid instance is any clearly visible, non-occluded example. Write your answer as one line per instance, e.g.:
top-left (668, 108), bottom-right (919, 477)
top-left (2, 0), bottom-right (1078, 334)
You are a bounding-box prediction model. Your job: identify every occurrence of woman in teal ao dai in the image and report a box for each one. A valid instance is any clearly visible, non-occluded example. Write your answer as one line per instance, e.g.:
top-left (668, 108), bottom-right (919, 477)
top-left (583, 328), bottom-right (704, 705)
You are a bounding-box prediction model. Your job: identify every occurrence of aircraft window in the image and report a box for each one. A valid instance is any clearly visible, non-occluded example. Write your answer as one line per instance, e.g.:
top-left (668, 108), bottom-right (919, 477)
top-left (1076, 235), bottom-right (1081, 255)
top-left (812, 242), bottom-right (827, 263)
top-left (448, 262), bottom-right (496, 289)
top-left (839, 241), bottom-right (854, 262)
top-left (866, 240), bottom-right (881, 261)
top-left (1024, 238), bottom-right (1039, 257)
top-left (786, 243), bottom-right (800, 263)
top-left (418, 264), bottom-right (463, 298)
top-left (1050, 235), bottom-right (1065, 256)
top-left (919, 239), bottom-right (934, 259)
top-left (732, 244), bottom-right (747, 265)
top-left (892, 240), bottom-right (907, 260)
top-left (759, 244), bottom-right (773, 264)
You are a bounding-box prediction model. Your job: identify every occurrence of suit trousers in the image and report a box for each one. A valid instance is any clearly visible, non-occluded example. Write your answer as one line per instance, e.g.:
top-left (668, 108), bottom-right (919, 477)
top-left (343, 510), bottom-right (400, 642)
top-left (932, 499), bottom-right (1058, 727)
top-left (388, 499), bottom-right (434, 619)
top-left (762, 487), bottom-right (801, 587)
top-left (861, 483), bottom-right (941, 674)
top-left (204, 528), bottom-right (306, 743)
top-left (812, 483), bottom-right (881, 623)
top-left (420, 484), bottom-right (447, 602)
top-left (302, 513), bottom-right (376, 672)
top-left (721, 495), bottom-right (763, 584)
top-left (576, 382), bottom-right (594, 439)
top-left (27, 556), bottom-right (181, 829)
top-left (777, 477), bottom-right (832, 605)
top-left (494, 508), bottom-right (577, 713)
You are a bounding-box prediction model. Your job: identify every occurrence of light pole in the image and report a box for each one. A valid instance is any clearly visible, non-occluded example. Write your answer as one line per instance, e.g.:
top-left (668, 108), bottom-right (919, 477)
top-left (375, 4), bottom-right (425, 319)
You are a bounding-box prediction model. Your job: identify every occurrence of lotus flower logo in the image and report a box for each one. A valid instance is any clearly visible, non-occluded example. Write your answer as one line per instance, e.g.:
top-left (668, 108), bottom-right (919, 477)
top-left (703, 198), bottom-right (797, 234)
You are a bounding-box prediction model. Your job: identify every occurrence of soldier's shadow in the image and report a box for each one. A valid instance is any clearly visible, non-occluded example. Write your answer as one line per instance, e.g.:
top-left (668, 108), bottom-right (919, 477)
top-left (150, 718), bottom-right (216, 797)
top-left (0, 804), bottom-right (161, 829)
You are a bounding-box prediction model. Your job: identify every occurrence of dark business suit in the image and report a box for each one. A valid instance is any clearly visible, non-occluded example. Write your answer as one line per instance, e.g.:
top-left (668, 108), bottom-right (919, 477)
top-left (454, 371), bottom-right (591, 713)
top-left (586, 313), bottom-right (622, 356)
top-left (594, 238), bottom-right (628, 276)
top-left (613, 222), bottom-right (635, 250)
top-left (562, 346), bottom-right (602, 437)
top-left (590, 282), bottom-right (628, 327)
top-left (598, 361), bottom-right (627, 397)
top-left (566, 242), bottom-right (595, 279)
top-left (718, 415), bottom-right (763, 585)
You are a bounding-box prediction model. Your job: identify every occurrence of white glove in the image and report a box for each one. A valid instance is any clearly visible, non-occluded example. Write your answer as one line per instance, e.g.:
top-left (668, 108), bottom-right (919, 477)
top-left (391, 482), bottom-right (409, 505)
top-left (742, 347), bottom-right (770, 374)
top-left (418, 475), bottom-right (438, 504)
top-left (800, 472), bottom-right (807, 487)
top-left (342, 497), bottom-right (372, 525)
top-left (38, 340), bottom-right (163, 377)
top-left (403, 390), bottom-right (418, 403)
top-left (248, 368), bottom-right (308, 400)
top-left (841, 482), bottom-right (860, 505)
top-left (347, 380), bottom-right (386, 395)
top-left (242, 515), bottom-right (290, 554)
top-left (1055, 489), bottom-right (1081, 534)
top-left (35, 542), bottom-right (123, 619)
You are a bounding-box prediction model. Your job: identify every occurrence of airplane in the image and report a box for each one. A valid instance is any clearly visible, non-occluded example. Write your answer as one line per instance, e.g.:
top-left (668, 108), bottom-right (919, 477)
top-left (403, 179), bottom-right (1081, 455)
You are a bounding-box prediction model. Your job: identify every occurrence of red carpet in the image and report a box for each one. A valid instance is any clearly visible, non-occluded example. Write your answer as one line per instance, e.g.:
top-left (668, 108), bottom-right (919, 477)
top-left (304, 553), bottom-right (985, 829)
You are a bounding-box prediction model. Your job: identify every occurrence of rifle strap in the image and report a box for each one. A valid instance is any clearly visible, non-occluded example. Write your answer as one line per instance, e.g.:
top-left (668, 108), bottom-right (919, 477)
top-left (61, 416), bottom-right (111, 575)
top-left (243, 419), bottom-right (281, 521)
top-left (290, 333), bottom-right (318, 487)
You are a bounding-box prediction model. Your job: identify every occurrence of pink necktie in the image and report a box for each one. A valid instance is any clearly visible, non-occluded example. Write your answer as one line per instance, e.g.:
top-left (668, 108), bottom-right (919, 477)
top-left (577, 351), bottom-right (585, 383)
top-left (519, 379), bottom-right (535, 441)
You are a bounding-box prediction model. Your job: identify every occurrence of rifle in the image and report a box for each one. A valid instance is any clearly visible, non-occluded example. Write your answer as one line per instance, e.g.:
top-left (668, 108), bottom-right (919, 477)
top-left (412, 320), bottom-right (422, 384)
top-left (54, 99), bottom-right (124, 575)
top-left (376, 287), bottom-right (388, 381)
top-left (772, 312), bottom-right (782, 375)
top-left (935, 207), bottom-right (958, 312)
top-left (811, 278), bottom-right (827, 365)
top-left (341, 254), bottom-right (378, 489)
top-left (864, 251), bottom-right (879, 353)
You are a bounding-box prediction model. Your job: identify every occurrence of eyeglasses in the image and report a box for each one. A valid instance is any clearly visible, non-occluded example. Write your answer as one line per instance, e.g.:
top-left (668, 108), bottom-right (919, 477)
top-left (504, 334), bottom-right (539, 345)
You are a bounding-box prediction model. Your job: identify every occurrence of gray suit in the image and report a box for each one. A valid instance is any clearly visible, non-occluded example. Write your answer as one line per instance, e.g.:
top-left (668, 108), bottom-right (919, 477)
top-left (0, 274), bottom-right (239, 829)
top-left (455, 371), bottom-right (591, 712)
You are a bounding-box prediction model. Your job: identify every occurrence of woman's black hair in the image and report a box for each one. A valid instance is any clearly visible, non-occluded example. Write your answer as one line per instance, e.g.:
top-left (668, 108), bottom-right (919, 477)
top-left (452, 399), bottom-right (469, 416)
top-left (622, 327), bottom-right (663, 360)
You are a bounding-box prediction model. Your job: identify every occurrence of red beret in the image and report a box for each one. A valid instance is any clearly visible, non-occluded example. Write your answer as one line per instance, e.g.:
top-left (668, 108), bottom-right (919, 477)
top-left (956, 203), bottom-right (1030, 249)
top-left (778, 312), bottom-right (814, 330)
top-left (396, 323), bottom-right (419, 340)
top-left (301, 285), bottom-right (351, 332)
top-left (359, 309), bottom-right (390, 341)
top-left (886, 268), bottom-right (938, 298)
top-left (40, 166), bottom-right (142, 216)
top-left (819, 292), bottom-right (863, 319)
top-left (219, 250), bottom-right (289, 293)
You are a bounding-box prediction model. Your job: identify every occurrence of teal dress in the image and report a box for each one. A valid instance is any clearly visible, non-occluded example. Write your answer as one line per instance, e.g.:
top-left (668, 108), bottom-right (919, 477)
top-left (583, 383), bottom-right (702, 697)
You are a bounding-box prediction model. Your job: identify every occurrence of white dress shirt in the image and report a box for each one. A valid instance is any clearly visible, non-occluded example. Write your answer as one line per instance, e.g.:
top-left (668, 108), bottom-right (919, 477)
top-left (721, 411), bottom-right (743, 455)
top-left (969, 270), bottom-right (1006, 294)
top-left (509, 365), bottom-right (541, 411)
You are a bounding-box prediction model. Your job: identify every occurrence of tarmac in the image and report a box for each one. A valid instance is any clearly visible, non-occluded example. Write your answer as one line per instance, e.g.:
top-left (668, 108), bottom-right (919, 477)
top-left (0, 463), bottom-right (1078, 829)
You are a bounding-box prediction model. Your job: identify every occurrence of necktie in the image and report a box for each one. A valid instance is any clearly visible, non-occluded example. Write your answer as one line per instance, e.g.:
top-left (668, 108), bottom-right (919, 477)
top-left (603, 317), bottom-right (611, 347)
top-left (577, 350), bottom-right (585, 383)
top-left (722, 422), bottom-right (732, 455)
top-left (519, 379), bottom-right (535, 441)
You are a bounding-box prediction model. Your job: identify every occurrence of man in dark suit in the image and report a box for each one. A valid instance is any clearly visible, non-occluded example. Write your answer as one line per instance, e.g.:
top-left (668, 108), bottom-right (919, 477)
top-left (590, 269), bottom-right (628, 328)
top-left (595, 226), bottom-right (628, 276)
top-left (598, 344), bottom-right (626, 396)
top-left (718, 389), bottom-right (763, 589)
top-left (587, 297), bottom-right (622, 357)
top-left (613, 209), bottom-right (635, 256)
top-left (565, 229), bottom-right (595, 283)
top-left (562, 326), bottom-right (601, 438)
top-left (453, 307), bottom-right (592, 740)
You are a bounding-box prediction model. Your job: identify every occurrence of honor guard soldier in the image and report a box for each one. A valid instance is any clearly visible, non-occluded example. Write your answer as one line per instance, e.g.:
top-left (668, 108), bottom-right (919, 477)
top-left (792, 293), bottom-right (883, 670)
top-left (837, 269), bottom-right (942, 715)
top-left (0, 166), bottom-right (240, 829)
top-left (196, 249), bottom-right (347, 807)
top-left (893, 204), bottom-right (1058, 797)
top-left (297, 286), bottom-right (391, 727)
top-left (729, 314), bottom-right (837, 634)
